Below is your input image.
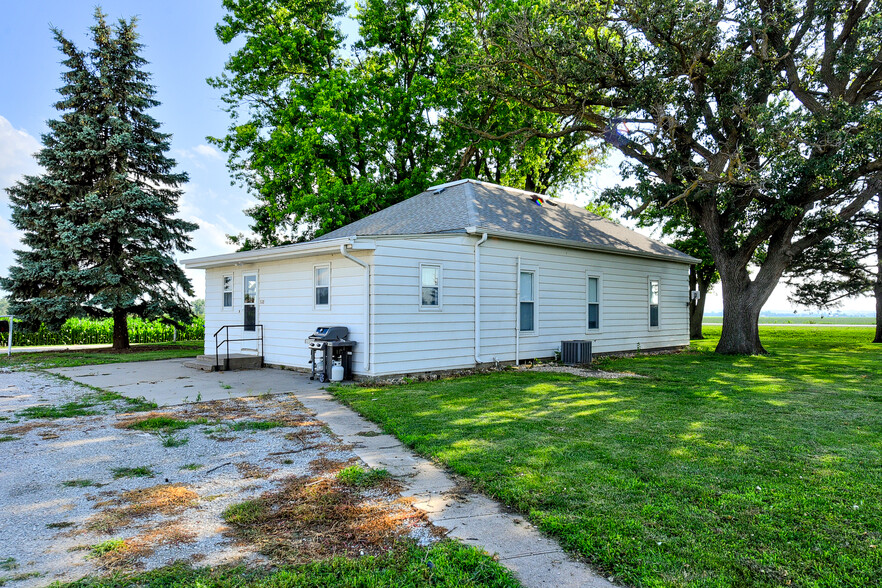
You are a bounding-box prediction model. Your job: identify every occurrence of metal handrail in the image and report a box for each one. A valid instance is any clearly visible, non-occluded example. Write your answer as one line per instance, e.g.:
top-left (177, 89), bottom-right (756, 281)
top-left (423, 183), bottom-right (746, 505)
top-left (214, 324), bottom-right (264, 371)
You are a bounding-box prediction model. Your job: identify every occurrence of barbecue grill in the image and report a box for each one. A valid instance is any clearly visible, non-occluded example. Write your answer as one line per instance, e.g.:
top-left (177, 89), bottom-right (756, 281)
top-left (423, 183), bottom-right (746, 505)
top-left (306, 326), bottom-right (355, 382)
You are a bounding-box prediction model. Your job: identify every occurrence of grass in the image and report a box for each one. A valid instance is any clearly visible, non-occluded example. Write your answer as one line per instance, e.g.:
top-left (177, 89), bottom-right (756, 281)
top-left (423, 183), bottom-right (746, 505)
top-left (0, 340), bottom-right (202, 370)
top-left (0, 436), bottom-right (18, 443)
top-left (111, 467), bottom-right (154, 479)
top-left (88, 539), bottom-right (127, 558)
top-left (126, 415), bottom-right (208, 432)
top-left (61, 479), bottom-right (96, 488)
top-left (336, 465), bottom-right (392, 488)
top-left (704, 315), bottom-right (875, 325)
top-left (179, 463), bottom-right (203, 471)
top-left (53, 541), bottom-right (519, 587)
top-left (331, 326), bottom-right (882, 588)
top-left (159, 433), bottom-right (188, 447)
top-left (17, 387), bottom-right (156, 419)
top-left (226, 420), bottom-right (285, 431)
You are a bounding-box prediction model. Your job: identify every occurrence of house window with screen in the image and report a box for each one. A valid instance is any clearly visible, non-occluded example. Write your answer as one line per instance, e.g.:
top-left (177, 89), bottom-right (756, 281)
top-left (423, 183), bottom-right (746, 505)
top-left (649, 279), bottom-right (660, 327)
top-left (519, 271), bottom-right (535, 332)
top-left (222, 275), bottom-right (233, 308)
top-left (420, 264), bottom-right (440, 307)
top-left (587, 276), bottom-right (600, 330)
top-left (315, 265), bottom-right (330, 307)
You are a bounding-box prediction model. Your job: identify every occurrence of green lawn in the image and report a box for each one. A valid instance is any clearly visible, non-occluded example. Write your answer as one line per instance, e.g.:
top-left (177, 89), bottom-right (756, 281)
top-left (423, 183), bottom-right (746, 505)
top-left (332, 327), bottom-right (882, 587)
top-left (703, 315), bottom-right (875, 325)
top-left (51, 541), bottom-right (519, 587)
top-left (0, 340), bottom-right (202, 369)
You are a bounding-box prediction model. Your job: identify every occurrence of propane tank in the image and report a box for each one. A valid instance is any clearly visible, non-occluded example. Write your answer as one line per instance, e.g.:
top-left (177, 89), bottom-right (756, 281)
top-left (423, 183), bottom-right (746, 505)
top-left (331, 361), bottom-right (345, 382)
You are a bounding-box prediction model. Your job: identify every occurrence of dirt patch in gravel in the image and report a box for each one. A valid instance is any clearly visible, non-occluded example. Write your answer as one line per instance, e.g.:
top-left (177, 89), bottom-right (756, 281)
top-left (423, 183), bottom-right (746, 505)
top-left (527, 364), bottom-right (649, 379)
top-left (0, 370), bottom-right (440, 586)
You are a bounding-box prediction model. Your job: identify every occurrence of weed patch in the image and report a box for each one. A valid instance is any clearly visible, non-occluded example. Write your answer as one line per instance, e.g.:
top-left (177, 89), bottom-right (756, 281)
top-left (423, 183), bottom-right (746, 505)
top-left (111, 466), bottom-right (154, 479)
top-left (61, 479), bottom-right (96, 488)
top-left (0, 436), bottom-right (18, 443)
top-left (337, 465), bottom-right (393, 488)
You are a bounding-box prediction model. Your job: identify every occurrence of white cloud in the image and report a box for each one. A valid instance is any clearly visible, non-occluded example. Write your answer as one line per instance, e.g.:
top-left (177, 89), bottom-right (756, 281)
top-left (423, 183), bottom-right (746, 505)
top-left (176, 143), bottom-right (223, 164)
top-left (193, 144), bottom-right (222, 159)
top-left (0, 115), bottom-right (41, 199)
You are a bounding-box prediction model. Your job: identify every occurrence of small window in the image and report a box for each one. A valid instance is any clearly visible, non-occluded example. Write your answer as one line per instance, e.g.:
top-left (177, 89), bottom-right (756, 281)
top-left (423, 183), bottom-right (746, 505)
top-left (315, 265), bottom-right (330, 307)
top-left (420, 264), bottom-right (441, 307)
top-left (649, 279), bottom-right (660, 327)
top-left (587, 276), bottom-right (600, 330)
top-left (222, 275), bottom-right (233, 308)
top-left (519, 271), bottom-right (534, 332)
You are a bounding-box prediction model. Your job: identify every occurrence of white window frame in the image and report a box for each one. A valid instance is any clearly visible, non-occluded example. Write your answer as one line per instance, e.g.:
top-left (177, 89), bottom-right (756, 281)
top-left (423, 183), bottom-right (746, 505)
top-left (419, 263), bottom-right (442, 311)
top-left (648, 277), bottom-right (660, 329)
top-left (314, 263), bottom-right (331, 309)
top-left (518, 269), bottom-right (537, 335)
top-left (222, 274), bottom-right (233, 310)
top-left (586, 272), bottom-right (602, 333)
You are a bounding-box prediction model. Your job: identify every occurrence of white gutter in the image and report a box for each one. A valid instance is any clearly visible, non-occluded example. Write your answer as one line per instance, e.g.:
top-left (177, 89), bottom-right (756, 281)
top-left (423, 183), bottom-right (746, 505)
top-left (465, 227), bottom-right (700, 265)
top-left (340, 241), bottom-right (371, 373)
top-left (515, 256), bottom-right (521, 366)
top-left (473, 233), bottom-right (488, 364)
top-left (182, 237), bottom-right (364, 269)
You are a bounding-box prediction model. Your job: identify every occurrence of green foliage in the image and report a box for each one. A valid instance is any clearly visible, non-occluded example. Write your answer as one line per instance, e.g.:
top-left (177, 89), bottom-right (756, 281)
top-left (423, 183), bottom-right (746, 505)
top-left (159, 434), bottom-right (188, 447)
top-left (0, 9), bottom-right (197, 345)
top-left (210, 0), bottom-right (600, 248)
top-left (16, 388), bottom-right (155, 419)
top-left (473, 1), bottom-right (882, 353)
top-left (0, 298), bottom-right (8, 316)
top-left (332, 326), bottom-right (882, 587)
top-left (0, 316), bottom-right (204, 348)
top-left (54, 541), bottom-right (520, 587)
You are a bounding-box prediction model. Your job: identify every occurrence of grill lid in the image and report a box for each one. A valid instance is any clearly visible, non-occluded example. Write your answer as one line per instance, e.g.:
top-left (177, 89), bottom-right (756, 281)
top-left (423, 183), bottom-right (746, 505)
top-left (307, 326), bottom-right (349, 342)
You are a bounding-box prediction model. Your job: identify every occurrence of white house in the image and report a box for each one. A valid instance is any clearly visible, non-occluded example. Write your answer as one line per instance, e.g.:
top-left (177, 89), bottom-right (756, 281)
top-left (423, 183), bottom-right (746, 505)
top-left (183, 180), bottom-right (698, 377)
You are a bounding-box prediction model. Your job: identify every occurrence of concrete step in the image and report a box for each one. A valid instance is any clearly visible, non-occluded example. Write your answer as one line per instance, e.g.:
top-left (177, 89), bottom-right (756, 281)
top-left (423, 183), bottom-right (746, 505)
top-left (184, 354), bottom-right (264, 372)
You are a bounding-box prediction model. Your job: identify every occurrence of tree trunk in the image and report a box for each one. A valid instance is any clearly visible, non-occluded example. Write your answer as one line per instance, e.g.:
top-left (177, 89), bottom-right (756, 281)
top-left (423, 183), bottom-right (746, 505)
top-left (688, 266), bottom-right (709, 339)
top-left (112, 309), bottom-right (130, 350)
top-left (714, 260), bottom-right (783, 355)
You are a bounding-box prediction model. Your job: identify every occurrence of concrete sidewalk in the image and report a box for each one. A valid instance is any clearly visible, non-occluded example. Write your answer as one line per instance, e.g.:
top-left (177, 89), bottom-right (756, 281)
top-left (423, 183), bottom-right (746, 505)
top-left (53, 360), bottom-right (616, 588)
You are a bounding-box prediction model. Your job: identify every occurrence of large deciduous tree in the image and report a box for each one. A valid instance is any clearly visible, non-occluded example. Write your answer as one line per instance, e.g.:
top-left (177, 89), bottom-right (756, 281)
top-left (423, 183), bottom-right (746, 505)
top-left (209, 0), bottom-right (600, 248)
top-left (784, 194), bottom-right (882, 342)
top-left (469, 0), bottom-right (882, 354)
top-left (0, 10), bottom-right (196, 349)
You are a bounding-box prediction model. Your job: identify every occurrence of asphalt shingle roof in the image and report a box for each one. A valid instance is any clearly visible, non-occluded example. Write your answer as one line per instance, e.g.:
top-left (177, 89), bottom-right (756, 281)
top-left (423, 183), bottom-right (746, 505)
top-left (316, 180), bottom-right (695, 263)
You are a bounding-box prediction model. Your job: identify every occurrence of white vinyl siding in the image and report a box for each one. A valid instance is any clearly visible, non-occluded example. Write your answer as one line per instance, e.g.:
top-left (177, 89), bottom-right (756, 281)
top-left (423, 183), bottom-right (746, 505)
top-left (203, 251), bottom-right (369, 374)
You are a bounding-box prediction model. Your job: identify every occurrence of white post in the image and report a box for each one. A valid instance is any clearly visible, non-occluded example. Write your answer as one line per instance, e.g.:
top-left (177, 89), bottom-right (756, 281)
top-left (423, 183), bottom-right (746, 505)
top-left (6, 316), bottom-right (11, 357)
top-left (515, 257), bottom-right (521, 366)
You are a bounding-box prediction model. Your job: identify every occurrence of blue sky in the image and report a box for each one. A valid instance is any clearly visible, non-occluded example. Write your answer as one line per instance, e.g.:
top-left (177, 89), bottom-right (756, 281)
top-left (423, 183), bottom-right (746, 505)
top-left (0, 2), bottom-right (875, 314)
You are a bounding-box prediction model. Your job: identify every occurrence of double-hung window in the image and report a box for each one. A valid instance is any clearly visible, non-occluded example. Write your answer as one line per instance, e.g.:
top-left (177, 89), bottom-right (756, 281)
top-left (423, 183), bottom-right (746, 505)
top-left (314, 265), bottom-right (330, 307)
top-left (649, 279), bottom-right (660, 327)
top-left (587, 275), bottom-right (600, 330)
top-left (519, 271), bottom-right (535, 332)
top-left (222, 275), bottom-right (233, 309)
top-left (420, 264), bottom-right (441, 308)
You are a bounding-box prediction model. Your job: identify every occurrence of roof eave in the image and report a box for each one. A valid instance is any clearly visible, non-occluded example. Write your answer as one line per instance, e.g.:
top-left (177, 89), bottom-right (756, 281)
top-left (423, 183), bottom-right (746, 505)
top-left (182, 237), bottom-right (372, 269)
top-left (465, 227), bottom-right (700, 265)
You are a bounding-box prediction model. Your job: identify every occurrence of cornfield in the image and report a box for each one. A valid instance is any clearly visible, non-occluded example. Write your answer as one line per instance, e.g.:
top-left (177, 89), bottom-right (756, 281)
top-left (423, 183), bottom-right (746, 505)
top-left (0, 316), bottom-right (204, 347)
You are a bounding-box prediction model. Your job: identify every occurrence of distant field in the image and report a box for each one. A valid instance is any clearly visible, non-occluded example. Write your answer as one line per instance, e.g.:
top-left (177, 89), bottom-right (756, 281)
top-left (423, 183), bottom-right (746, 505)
top-left (704, 315), bottom-right (875, 325)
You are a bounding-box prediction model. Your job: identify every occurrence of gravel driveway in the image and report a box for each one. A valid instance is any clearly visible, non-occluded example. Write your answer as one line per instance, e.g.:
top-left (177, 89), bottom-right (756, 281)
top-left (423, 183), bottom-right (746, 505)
top-left (0, 370), bottom-right (431, 586)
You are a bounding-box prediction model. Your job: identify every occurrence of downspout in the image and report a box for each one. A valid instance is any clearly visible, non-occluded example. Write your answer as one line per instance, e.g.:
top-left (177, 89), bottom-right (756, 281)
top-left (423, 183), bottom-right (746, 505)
top-left (515, 256), bottom-right (521, 366)
top-left (340, 243), bottom-right (370, 373)
top-left (473, 233), bottom-right (488, 364)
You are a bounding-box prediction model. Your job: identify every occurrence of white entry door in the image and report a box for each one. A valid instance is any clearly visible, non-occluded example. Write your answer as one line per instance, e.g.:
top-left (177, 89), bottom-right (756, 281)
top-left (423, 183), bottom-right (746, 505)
top-left (243, 274), bottom-right (258, 333)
